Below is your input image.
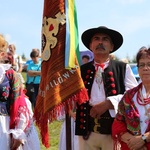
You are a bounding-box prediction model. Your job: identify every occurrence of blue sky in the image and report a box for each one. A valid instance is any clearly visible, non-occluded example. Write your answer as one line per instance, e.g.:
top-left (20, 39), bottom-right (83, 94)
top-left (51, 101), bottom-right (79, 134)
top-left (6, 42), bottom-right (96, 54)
top-left (0, 0), bottom-right (150, 60)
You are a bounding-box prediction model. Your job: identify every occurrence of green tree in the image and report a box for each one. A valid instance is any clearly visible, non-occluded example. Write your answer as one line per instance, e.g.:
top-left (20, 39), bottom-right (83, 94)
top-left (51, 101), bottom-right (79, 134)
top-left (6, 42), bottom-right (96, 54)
top-left (22, 53), bottom-right (26, 61)
top-left (131, 55), bottom-right (136, 63)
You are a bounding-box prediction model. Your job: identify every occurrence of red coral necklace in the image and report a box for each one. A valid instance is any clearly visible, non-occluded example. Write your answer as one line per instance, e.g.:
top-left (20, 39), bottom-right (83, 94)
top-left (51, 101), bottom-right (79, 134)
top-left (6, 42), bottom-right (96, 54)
top-left (137, 88), bottom-right (150, 106)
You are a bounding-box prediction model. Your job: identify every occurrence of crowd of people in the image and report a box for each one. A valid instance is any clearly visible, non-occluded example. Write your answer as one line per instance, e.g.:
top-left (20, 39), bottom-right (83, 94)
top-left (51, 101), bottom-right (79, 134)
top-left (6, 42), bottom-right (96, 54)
top-left (1, 24), bottom-right (150, 150)
top-left (58, 25), bottom-right (150, 150)
top-left (75, 26), bottom-right (138, 150)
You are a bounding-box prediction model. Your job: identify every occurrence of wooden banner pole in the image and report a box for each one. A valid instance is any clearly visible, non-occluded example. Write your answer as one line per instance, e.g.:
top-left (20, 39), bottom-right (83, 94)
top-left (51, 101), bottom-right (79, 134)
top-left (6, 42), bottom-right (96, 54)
top-left (66, 113), bottom-right (72, 150)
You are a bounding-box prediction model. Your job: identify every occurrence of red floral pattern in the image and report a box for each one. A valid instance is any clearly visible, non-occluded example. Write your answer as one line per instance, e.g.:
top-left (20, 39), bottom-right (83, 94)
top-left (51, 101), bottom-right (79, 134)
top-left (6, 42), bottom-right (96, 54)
top-left (116, 84), bottom-right (141, 134)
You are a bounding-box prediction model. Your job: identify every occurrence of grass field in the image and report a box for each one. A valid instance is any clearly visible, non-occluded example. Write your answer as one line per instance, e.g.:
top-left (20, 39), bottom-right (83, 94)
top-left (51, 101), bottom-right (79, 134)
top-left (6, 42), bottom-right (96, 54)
top-left (38, 121), bottom-right (63, 150)
top-left (22, 72), bottom-right (63, 150)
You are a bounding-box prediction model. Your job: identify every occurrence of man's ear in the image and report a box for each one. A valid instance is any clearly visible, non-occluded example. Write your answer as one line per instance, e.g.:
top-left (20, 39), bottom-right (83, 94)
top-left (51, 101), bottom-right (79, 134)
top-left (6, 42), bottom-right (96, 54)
top-left (89, 42), bottom-right (93, 52)
top-left (110, 44), bottom-right (114, 53)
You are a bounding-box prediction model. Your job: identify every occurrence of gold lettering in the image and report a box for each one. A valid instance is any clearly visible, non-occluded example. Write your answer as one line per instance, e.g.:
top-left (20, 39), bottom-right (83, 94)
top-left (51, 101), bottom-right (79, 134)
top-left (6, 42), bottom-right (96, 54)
top-left (69, 69), bottom-right (76, 74)
top-left (46, 84), bottom-right (50, 91)
top-left (62, 72), bottom-right (70, 79)
top-left (58, 76), bottom-right (63, 84)
top-left (49, 82), bottom-right (53, 87)
top-left (53, 80), bottom-right (59, 86)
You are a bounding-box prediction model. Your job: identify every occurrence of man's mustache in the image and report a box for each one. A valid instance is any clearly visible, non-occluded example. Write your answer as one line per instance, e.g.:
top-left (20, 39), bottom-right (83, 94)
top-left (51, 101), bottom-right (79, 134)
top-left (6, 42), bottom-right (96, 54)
top-left (96, 44), bottom-right (105, 50)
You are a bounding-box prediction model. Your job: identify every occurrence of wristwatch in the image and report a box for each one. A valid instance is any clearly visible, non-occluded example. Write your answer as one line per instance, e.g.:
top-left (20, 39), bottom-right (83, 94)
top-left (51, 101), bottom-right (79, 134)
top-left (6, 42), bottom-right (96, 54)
top-left (142, 135), bottom-right (147, 143)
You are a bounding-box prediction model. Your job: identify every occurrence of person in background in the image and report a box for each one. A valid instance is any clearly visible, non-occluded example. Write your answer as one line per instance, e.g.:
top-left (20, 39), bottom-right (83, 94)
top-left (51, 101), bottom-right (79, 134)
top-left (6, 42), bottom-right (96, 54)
top-left (4, 51), bottom-right (25, 87)
top-left (8, 44), bottom-right (23, 73)
top-left (75, 26), bottom-right (138, 150)
top-left (120, 58), bottom-right (129, 64)
top-left (112, 46), bottom-right (150, 150)
top-left (82, 55), bottom-right (90, 64)
top-left (23, 48), bottom-right (41, 72)
top-left (58, 110), bottom-right (79, 150)
top-left (0, 34), bottom-right (40, 150)
top-left (109, 53), bottom-right (116, 60)
top-left (32, 48), bottom-right (41, 58)
top-left (27, 50), bottom-right (41, 108)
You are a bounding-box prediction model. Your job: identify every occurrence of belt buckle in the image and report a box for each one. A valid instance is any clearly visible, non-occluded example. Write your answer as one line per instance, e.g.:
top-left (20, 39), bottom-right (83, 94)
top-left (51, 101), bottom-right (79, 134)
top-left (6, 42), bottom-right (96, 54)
top-left (93, 118), bottom-right (100, 133)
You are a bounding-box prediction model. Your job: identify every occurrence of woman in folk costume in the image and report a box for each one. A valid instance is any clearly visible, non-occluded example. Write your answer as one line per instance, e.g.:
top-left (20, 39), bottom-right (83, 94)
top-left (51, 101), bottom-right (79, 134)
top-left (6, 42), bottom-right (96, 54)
top-left (0, 34), bottom-right (40, 150)
top-left (112, 47), bottom-right (150, 150)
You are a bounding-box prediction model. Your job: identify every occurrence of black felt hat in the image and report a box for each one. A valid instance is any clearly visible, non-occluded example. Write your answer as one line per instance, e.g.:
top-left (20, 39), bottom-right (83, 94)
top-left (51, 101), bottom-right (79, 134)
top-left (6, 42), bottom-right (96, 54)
top-left (81, 26), bottom-right (123, 53)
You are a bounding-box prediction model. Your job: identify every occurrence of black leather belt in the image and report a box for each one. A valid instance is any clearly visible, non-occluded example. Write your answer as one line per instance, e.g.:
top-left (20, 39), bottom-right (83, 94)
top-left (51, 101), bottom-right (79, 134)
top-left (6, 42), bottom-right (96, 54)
top-left (0, 101), bottom-right (9, 116)
top-left (89, 116), bottom-right (114, 134)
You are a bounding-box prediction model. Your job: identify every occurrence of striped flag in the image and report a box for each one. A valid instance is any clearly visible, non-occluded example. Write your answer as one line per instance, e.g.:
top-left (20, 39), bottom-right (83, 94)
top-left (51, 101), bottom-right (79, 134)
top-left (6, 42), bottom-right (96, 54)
top-left (34, 0), bottom-right (89, 148)
top-left (65, 0), bottom-right (80, 68)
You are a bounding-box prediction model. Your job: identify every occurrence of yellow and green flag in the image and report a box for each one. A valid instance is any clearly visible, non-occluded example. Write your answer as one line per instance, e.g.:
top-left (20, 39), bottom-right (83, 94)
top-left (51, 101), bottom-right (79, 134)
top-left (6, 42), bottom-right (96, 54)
top-left (65, 0), bottom-right (80, 68)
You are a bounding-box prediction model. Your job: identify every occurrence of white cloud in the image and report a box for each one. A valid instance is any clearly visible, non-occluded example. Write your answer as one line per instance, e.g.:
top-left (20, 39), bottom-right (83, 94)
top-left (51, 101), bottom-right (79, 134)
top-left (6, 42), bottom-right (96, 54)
top-left (5, 34), bottom-right (11, 41)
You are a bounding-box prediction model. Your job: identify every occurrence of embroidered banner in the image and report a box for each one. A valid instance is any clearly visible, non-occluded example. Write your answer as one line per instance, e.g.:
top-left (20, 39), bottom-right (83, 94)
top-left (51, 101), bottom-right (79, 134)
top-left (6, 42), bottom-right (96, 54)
top-left (34, 0), bottom-right (89, 148)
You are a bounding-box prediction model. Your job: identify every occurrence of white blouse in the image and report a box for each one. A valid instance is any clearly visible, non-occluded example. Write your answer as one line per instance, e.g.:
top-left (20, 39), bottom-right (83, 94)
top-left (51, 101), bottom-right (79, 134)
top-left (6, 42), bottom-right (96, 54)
top-left (134, 85), bottom-right (150, 134)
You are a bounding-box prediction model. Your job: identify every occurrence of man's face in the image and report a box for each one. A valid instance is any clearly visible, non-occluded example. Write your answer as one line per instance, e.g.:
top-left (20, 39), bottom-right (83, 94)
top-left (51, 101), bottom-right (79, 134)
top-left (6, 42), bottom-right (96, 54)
top-left (89, 33), bottom-right (114, 55)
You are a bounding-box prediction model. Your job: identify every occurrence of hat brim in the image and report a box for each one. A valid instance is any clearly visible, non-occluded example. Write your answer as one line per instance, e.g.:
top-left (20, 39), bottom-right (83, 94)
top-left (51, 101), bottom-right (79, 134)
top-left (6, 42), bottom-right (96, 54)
top-left (81, 27), bottom-right (123, 53)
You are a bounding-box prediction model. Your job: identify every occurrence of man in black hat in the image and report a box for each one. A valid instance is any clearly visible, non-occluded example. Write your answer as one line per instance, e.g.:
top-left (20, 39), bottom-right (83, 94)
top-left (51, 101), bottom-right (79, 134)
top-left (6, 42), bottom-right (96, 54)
top-left (75, 26), bottom-right (138, 150)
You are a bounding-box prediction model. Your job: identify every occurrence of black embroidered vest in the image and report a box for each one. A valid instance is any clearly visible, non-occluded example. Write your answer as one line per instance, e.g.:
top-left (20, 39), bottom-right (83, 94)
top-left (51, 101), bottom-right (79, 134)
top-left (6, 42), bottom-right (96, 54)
top-left (75, 60), bottom-right (126, 136)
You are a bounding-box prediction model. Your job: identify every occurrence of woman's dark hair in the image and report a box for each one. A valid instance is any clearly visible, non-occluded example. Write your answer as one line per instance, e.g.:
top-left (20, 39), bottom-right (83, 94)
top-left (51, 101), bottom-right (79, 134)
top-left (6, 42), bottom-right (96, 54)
top-left (136, 46), bottom-right (150, 66)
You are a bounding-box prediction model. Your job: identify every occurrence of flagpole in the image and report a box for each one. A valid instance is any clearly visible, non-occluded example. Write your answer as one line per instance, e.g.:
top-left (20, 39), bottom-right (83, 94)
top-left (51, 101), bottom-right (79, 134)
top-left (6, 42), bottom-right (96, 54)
top-left (66, 113), bottom-right (72, 150)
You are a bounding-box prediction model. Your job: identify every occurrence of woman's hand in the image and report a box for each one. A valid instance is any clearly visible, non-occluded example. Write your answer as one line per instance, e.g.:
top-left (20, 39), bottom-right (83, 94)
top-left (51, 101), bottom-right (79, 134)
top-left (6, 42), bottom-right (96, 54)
top-left (121, 132), bottom-right (147, 150)
top-left (10, 137), bottom-right (23, 150)
top-left (69, 111), bottom-right (76, 120)
top-left (139, 146), bottom-right (148, 150)
top-left (126, 135), bottom-right (145, 150)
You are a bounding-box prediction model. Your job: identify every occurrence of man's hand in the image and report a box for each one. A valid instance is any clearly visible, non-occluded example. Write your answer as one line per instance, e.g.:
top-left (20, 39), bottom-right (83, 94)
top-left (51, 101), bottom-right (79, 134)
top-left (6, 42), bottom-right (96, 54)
top-left (90, 100), bottom-right (113, 118)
